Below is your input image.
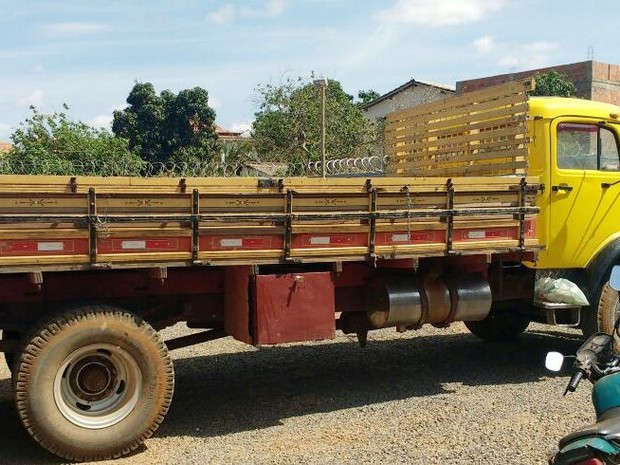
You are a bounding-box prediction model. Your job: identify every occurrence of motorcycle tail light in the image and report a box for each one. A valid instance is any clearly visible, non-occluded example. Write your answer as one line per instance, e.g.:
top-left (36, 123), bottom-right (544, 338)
top-left (574, 459), bottom-right (604, 465)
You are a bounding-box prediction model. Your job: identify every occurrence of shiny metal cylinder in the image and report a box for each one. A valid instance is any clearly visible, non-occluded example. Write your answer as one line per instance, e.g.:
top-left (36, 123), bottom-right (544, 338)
top-left (365, 273), bottom-right (492, 329)
top-left (445, 274), bottom-right (492, 322)
top-left (366, 276), bottom-right (422, 328)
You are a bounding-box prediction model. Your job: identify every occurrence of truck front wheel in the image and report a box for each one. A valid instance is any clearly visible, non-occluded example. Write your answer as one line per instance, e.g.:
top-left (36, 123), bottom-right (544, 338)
top-left (464, 308), bottom-right (530, 342)
top-left (13, 306), bottom-right (174, 461)
top-left (581, 280), bottom-right (620, 336)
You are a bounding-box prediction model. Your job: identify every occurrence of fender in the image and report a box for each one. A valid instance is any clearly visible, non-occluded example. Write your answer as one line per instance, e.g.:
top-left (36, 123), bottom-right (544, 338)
top-left (586, 236), bottom-right (620, 301)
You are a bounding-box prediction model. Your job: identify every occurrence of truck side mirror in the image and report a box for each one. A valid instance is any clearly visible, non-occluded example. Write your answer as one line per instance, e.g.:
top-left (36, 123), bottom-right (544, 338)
top-left (610, 266), bottom-right (620, 292)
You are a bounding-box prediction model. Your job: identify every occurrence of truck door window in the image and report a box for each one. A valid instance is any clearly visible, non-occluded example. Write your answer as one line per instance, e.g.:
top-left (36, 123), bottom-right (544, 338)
top-left (557, 122), bottom-right (620, 171)
top-left (600, 127), bottom-right (620, 171)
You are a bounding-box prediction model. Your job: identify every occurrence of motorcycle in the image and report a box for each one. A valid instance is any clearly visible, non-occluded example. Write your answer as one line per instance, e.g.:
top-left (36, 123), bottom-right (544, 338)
top-left (545, 265), bottom-right (620, 465)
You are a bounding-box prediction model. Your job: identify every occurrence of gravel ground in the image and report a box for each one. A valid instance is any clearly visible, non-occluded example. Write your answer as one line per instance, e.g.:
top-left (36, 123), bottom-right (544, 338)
top-left (0, 322), bottom-right (597, 465)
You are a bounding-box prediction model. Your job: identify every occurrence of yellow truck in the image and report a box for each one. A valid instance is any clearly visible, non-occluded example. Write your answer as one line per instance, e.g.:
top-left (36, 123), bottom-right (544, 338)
top-left (0, 78), bottom-right (618, 461)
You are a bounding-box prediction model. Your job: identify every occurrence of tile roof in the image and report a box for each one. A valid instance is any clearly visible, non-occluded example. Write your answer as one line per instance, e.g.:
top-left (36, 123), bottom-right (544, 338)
top-left (0, 142), bottom-right (12, 154)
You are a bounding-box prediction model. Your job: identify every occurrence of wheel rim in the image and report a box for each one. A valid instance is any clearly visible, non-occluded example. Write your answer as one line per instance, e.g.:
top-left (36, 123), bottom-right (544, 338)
top-left (53, 344), bottom-right (142, 429)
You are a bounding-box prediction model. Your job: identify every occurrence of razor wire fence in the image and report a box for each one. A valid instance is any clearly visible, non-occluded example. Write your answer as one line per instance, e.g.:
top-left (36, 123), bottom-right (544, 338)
top-left (0, 155), bottom-right (389, 178)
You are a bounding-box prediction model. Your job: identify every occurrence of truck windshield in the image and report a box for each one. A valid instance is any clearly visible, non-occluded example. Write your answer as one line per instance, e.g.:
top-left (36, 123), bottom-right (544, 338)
top-left (557, 123), bottom-right (620, 171)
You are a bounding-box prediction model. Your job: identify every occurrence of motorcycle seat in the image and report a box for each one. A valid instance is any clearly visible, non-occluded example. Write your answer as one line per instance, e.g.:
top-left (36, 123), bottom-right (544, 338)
top-left (559, 408), bottom-right (620, 448)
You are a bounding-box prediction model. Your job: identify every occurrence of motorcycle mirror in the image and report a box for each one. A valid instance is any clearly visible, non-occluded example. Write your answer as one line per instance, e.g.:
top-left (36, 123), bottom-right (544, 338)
top-left (545, 351), bottom-right (565, 372)
top-left (610, 266), bottom-right (620, 292)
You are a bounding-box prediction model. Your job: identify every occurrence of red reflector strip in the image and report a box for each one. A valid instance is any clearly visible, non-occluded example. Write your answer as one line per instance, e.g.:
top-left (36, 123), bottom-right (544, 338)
top-left (292, 233), bottom-right (365, 248)
top-left (98, 238), bottom-right (187, 253)
top-left (524, 219), bottom-right (536, 238)
top-left (455, 228), bottom-right (514, 241)
top-left (200, 235), bottom-right (281, 251)
top-left (0, 240), bottom-right (83, 256)
top-left (376, 230), bottom-right (444, 246)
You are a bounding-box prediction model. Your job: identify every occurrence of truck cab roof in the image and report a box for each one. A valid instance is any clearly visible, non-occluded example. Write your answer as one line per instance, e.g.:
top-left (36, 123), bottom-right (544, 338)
top-left (529, 96), bottom-right (620, 121)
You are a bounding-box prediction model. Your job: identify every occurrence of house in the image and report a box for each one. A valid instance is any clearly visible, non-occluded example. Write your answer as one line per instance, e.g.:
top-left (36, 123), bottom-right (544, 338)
top-left (361, 79), bottom-right (455, 120)
top-left (0, 142), bottom-right (11, 154)
top-left (215, 126), bottom-right (245, 142)
top-left (457, 60), bottom-right (620, 105)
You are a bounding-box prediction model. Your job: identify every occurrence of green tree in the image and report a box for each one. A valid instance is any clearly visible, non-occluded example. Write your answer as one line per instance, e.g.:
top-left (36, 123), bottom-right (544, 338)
top-left (356, 89), bottom-right (381, 105)
top-left (531, 70), bottom-right (576, 97)
top-left (3, 106), bottom-right (142, 175)
top-left (112, 83), bottom-right (221, 165)
top-left (251, 76), bottom-right (382, 167)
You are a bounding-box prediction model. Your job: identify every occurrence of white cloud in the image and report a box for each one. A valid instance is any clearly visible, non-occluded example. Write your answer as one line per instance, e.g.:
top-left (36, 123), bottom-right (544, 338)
top-left (88, 114), bottom-right (113, 129)
top-left (16, 89), bottom-right (44, 107)
top-left (0, 123), bottom-right (11, 140)
top-left (241, 0), bottom-right (288, 17)
top-left (207, 5), bottom-right (236, 24)
top-left (473, 36), bottom-right (494, 53)
top-left (530, 41), bottom-right (557, 53)
top-left (33, 64), bottom-right (45, 73)
top-left (376, 0), bottom-right (506, 27)
top-left (208, 1), bottom-right (288, 23)
top-left (209, 96), bottom-right (221, 110)
top-left (342, 24), bottom-right (403, 72)
top-left (498, 56), bottom-right (519, 68)
top-left (230, 121), bottom-right (252, 135)
top-left (40, 22), bottom-right (107, 37)
top-left (496, 41), bottom-right (558, 70)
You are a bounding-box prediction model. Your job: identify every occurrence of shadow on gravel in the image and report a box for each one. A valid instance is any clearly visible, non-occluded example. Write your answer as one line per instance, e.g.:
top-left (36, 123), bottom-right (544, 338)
top-left (0, 328), bottom-right (583, 463)
top-left (160, 328), bottom-right (583, 439)
top-left (0, 378), bottom-right (61, 464)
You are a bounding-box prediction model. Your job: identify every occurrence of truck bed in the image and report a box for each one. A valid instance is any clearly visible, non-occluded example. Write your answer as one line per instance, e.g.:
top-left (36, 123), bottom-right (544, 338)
top-left (0, 174), bottom-right (540, 272)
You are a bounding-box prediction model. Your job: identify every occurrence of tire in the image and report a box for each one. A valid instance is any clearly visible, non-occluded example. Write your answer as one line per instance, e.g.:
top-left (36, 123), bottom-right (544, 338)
top-left (13, 306), bottom-right (174, 462)
top-left (581, 280), bottom-right (620, 336)
top-left (465, 310), bottom-right (530, 342)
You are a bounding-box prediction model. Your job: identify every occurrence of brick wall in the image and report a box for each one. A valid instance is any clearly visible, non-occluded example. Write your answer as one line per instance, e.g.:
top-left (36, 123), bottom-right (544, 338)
top-left (457, 61), bottom-right (620, 105)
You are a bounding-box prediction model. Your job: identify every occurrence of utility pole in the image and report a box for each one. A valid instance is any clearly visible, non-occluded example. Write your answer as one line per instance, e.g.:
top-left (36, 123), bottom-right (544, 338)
top-left (313, 78), bottom-right (328, 177)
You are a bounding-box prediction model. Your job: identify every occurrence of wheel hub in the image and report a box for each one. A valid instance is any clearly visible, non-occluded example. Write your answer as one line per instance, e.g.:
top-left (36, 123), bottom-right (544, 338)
top-left (70, 355), bottom-right (118, 401)
top-left (54, 344), bottom-right (142, 429)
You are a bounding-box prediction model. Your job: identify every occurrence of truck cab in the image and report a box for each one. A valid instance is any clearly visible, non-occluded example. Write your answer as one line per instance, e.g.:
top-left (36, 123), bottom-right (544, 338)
top-left (527, 97), bottom-right (620, 333)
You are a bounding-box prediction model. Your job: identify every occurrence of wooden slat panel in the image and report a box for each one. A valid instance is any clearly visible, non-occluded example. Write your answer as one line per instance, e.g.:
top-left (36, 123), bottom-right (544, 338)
top-left (405, 161), bottom-right (528, 177)
top-left (386, 79), bottom-right (533, 122)
top-left (385, 97), bottom-right (527, 135)
top-left (394, 148), bottom-right (528, 170)
top-left (385, 78), bottom-right (534, 177)
top-left (385, 111), bottom-right (526, 147)
top-left (386, 125), bottom-right (526, 156)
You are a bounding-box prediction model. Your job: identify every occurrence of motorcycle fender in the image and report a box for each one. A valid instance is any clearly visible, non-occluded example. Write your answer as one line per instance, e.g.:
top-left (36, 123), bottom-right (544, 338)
top-left (554, 437), bottom-right (620, 464)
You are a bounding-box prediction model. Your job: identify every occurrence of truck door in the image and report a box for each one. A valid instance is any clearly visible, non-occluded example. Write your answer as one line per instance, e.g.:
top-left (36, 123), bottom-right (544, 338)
top-left (548, 119), bottom-right (620, 268)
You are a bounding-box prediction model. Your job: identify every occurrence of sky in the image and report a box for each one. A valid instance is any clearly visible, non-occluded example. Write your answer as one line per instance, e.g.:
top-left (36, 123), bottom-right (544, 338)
top-left (1, 0), bottom-right (619, 141)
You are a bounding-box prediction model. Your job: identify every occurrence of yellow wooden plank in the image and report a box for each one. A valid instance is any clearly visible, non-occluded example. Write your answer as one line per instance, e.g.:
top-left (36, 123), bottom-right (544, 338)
top-left (392, 148), bottom-right (528, 171)
top-left (387, 126), bottom-right (526, 156)
top-left (386, 79), bottom-right (533, 123)
top-left (385, 97), bottom-right (527, 136)
top-left (395, 161), bottom-right (528, 177)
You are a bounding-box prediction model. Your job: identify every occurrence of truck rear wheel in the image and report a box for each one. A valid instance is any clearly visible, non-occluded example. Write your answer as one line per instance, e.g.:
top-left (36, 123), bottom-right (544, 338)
top-left (465, 309), bottom-right (530, 342)
top-left (13, 306), bottom-right (174, 461)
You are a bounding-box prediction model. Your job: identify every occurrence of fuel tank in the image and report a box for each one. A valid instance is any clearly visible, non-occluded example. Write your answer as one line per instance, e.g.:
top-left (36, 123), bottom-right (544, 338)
top-left (593, 371), bottom-right (620, 418)
top-left (364, 273), bottom-right (492, 329)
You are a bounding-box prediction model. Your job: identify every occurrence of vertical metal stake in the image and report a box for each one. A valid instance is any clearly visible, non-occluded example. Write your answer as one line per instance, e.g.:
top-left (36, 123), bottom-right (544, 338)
top-left (88, 188), bottom-right (97, 264)
top-left (192, 189), bottom-right (200, 262)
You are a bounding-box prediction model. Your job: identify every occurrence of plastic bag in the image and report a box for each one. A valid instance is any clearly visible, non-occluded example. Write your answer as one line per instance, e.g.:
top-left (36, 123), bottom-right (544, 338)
top-left (534, 277), bottom-right (590, 306)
